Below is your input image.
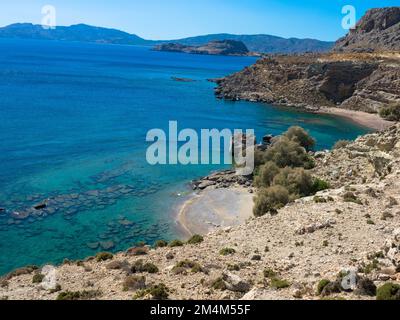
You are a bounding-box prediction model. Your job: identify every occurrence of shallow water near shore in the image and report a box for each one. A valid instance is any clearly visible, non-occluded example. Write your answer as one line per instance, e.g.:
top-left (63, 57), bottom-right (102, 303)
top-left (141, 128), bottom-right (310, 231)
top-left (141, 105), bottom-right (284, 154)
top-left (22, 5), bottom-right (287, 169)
top-left (0, 38), bottom-right (370, 275)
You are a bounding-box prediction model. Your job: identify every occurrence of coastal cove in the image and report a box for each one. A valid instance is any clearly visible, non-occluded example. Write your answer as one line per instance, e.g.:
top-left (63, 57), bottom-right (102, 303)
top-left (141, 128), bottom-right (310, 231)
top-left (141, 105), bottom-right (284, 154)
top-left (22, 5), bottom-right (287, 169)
top-left (0, 38), bottom-right (371, 275)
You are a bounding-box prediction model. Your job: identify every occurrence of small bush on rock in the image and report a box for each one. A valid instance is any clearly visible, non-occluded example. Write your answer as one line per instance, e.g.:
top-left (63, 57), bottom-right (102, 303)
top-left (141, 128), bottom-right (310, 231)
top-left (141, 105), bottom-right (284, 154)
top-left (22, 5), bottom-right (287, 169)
top-left (272, 167), bottom-right (314, 198)
top-left (376, 283), bottom-right (400, 300)
top-left (219, 248), bottom-right (236, 256)
top-left (123, 275), bottom-right (146, 291)
top-left (154, 240), bottom-right (168, 248)
top-left (254, 161), bottom-right (280, 188)
top-left (253, 185), bottom-right (290, 217)
top-left (379, 103), bottom-right (400, 121)
top-left (95, 252), bottom-right (113, 262)
top-left (284, 126), bottom-right (316, 152)
top-left (270, 278), bottom-right (290, 289)
top-left (264, 136), bottom-right (315, 169)
top-left (187, 235), bottom-right (204, 245)
top-left (57, 290), bottom-right (101, 300)
top-left (32, 273), bottom-right (45, 284)
top-left (169, 240), bottom-right (184, 247)
top-left (317, 279), bottom-right (331, 295)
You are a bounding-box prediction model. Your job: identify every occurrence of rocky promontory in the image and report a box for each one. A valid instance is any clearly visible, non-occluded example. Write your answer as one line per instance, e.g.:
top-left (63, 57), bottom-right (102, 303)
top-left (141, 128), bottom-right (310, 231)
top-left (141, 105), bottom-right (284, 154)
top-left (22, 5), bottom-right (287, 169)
top-left (214, 8), bottom-right (400, 119)
top-left (334, 7), bottom-right (400, 53)
top-left (154, 40), bottom-right (255, 56)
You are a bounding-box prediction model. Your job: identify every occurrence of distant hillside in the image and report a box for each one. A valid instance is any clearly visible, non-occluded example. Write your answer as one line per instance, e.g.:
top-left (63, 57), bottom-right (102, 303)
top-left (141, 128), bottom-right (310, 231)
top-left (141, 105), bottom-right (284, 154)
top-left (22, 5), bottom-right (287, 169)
top-left (0, 23), bottom-right (333, 54)
top-left (334, 7), bottom-right (400, 52)
top-left (0, 23), bottom-right (150, 45)
top-left (154, 40), bottom-right (252, 56)
top-left (169, 34), bottom-right (334, 54)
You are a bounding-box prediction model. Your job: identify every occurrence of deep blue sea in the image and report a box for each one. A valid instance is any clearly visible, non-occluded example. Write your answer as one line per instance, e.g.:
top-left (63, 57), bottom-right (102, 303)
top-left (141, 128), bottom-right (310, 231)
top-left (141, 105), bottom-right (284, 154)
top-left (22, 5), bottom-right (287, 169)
top-left (0, 38), bottom-right (370, 275)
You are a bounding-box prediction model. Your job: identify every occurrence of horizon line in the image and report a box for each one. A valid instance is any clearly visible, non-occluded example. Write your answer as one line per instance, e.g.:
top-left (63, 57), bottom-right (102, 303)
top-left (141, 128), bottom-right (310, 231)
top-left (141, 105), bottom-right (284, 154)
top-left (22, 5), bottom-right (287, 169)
top-left (0, 22), bottom-right (337, 43)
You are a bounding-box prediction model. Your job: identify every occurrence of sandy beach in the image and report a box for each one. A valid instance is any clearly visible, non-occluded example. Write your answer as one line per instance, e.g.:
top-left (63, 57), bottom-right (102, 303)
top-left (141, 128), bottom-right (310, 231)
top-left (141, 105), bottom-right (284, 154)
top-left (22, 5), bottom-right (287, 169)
top-left (177, 187), bottom-right (254, 236)
top-left (319, 107), bottom-right (394, 131)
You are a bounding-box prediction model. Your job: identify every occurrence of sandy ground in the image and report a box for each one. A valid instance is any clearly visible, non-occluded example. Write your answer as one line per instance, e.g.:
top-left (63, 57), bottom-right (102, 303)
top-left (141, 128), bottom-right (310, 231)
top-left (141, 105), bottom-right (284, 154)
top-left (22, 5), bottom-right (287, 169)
top-left (177, 187), bottom-right (254, 236)
top-left (319, 107), bottom-right (394, 131)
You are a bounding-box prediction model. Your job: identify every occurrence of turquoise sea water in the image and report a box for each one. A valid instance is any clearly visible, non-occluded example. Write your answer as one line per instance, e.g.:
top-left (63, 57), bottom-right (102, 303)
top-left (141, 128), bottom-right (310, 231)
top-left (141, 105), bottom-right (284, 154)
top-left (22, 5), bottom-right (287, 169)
top-left (0, 39), bottom-right (369, 275)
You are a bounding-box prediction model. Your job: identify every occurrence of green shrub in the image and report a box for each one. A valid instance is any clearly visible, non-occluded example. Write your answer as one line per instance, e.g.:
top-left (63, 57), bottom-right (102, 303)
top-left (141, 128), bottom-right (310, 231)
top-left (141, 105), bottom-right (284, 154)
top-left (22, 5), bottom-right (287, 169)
top-left (169, 240), bottom-right (184, 247)
top-left (254, 149), bottom-right (267, 167)
top-left (131, 260), bottom-right (159, 274)
top-left (95, 252), bottom-right (113, 262)
top-left (272, 167), bottom-right (314, 198)
top-left (376, 283), bottom-right (400, 300)
top-left (343, 192), bottom-right (362, 205)
top-left (32, 273), bottom-right (45, 284)
top-left (263, 268), bottom-right (277, 279)
top-left (227, 264), bottom-right (241, 271)
top-left (379, 103), bottom-right (400, 121)
top-left (264, 136), bottom-right (315, 169)
top-left (154, 240), bottom-right (168, 248)
top-left (333, 140), bottom-right (351, 150)
top-left (211, 277), bottom-right (226, 291)
top-left (284, 126), bottom-right (316, 152)
top-left (312, 178), bottom-right (330, 193)
top-left (56, 290), bottom-right (101, 300)
top-left (187, 235), bottom-right (204, 245)
top-left (254, 161), bottom-right (280, 188)
top-left (134, 283), bottom-right (170, 300)
top-left (219, 248), bottom-right (236, 256)
top-left (172, 260), bottom-right (203, 274)
top-left (270, 278), bottom-right (290, 289)
top-left (123, 275), bottom-right (146, 291)
top-left (253, 185), bottom-right (290, 217)
top-left (314, 196), bottom-right (327, 203)
top-left (317, 279), bottom-right (331, 295)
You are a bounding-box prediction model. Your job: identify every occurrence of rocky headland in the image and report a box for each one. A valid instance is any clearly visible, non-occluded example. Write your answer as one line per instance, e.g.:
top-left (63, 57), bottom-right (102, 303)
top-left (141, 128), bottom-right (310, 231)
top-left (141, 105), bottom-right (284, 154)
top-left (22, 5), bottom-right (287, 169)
top-left (334, 7), bottom-right (400, 53)
top-left (214, 7), bottom-right (400, 125)
top-left (153, 40), bottom-right (257, 56)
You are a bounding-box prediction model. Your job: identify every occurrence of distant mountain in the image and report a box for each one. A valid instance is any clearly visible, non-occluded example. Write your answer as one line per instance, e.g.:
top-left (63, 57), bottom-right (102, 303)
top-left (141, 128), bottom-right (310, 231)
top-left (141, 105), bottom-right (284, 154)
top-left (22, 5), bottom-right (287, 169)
top-left (154, 40), bottom-right (254, 56)
top-left (168, 34), bottom-right (334, 54)
top-left (0, 23), bottom-right (150, 45)
top-left (334, 7), bottom-right (400, 52)
top-left (0, 23), bottom-right (334, 54)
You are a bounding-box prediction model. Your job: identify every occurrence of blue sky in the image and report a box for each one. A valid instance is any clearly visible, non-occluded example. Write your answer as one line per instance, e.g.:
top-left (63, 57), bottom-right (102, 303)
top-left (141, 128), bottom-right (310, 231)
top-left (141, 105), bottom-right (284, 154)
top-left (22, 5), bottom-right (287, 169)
top-left (1, 0), bottom-right (398, 40)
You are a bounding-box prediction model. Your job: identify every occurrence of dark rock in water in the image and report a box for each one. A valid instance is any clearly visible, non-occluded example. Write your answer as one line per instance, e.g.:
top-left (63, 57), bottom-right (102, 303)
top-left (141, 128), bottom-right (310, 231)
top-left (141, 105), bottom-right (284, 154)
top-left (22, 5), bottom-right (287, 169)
top-left (33, 201), bottom-right (47, 210)
top-left (171, 77), bottom-right (196, 82)
top-left (0, 208), bottom-right (5, 212)
top-left (100, 241), bottom-right (115, 250)
top-left (86, 242), bottom-right (100, 250)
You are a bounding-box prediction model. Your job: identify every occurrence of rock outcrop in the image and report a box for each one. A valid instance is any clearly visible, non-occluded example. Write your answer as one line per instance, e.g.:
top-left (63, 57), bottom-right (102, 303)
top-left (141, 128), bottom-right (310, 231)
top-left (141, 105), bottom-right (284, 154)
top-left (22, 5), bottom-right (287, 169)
top-left (334, 7), bottom-right (400, 53)
top-left (154, 40), bottom-right (252, 56)
top-left (214, 52), bottom-right (400, 114)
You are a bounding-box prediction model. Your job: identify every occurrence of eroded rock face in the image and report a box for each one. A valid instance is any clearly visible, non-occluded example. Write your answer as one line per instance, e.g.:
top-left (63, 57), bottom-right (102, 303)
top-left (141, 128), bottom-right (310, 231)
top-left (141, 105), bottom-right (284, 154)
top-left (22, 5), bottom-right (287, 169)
top-left (214, 54), bottom-right (399, 114)
top-left (334, 7), bottom-right (400, 53)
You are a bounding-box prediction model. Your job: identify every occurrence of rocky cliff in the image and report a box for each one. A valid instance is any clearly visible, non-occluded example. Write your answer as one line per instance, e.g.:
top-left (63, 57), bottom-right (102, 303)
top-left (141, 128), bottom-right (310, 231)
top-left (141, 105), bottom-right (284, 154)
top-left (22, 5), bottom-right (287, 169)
top-left (2, 124), bottom-right (400, 300)
top-left (214, 52), bottom-right (400, 114)
top-left (214, 8), bottom-right (400, 115)
top-left (154, 40), bottom-right (252, 56)
top-left (334, 7), bottom-right (400, 53)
